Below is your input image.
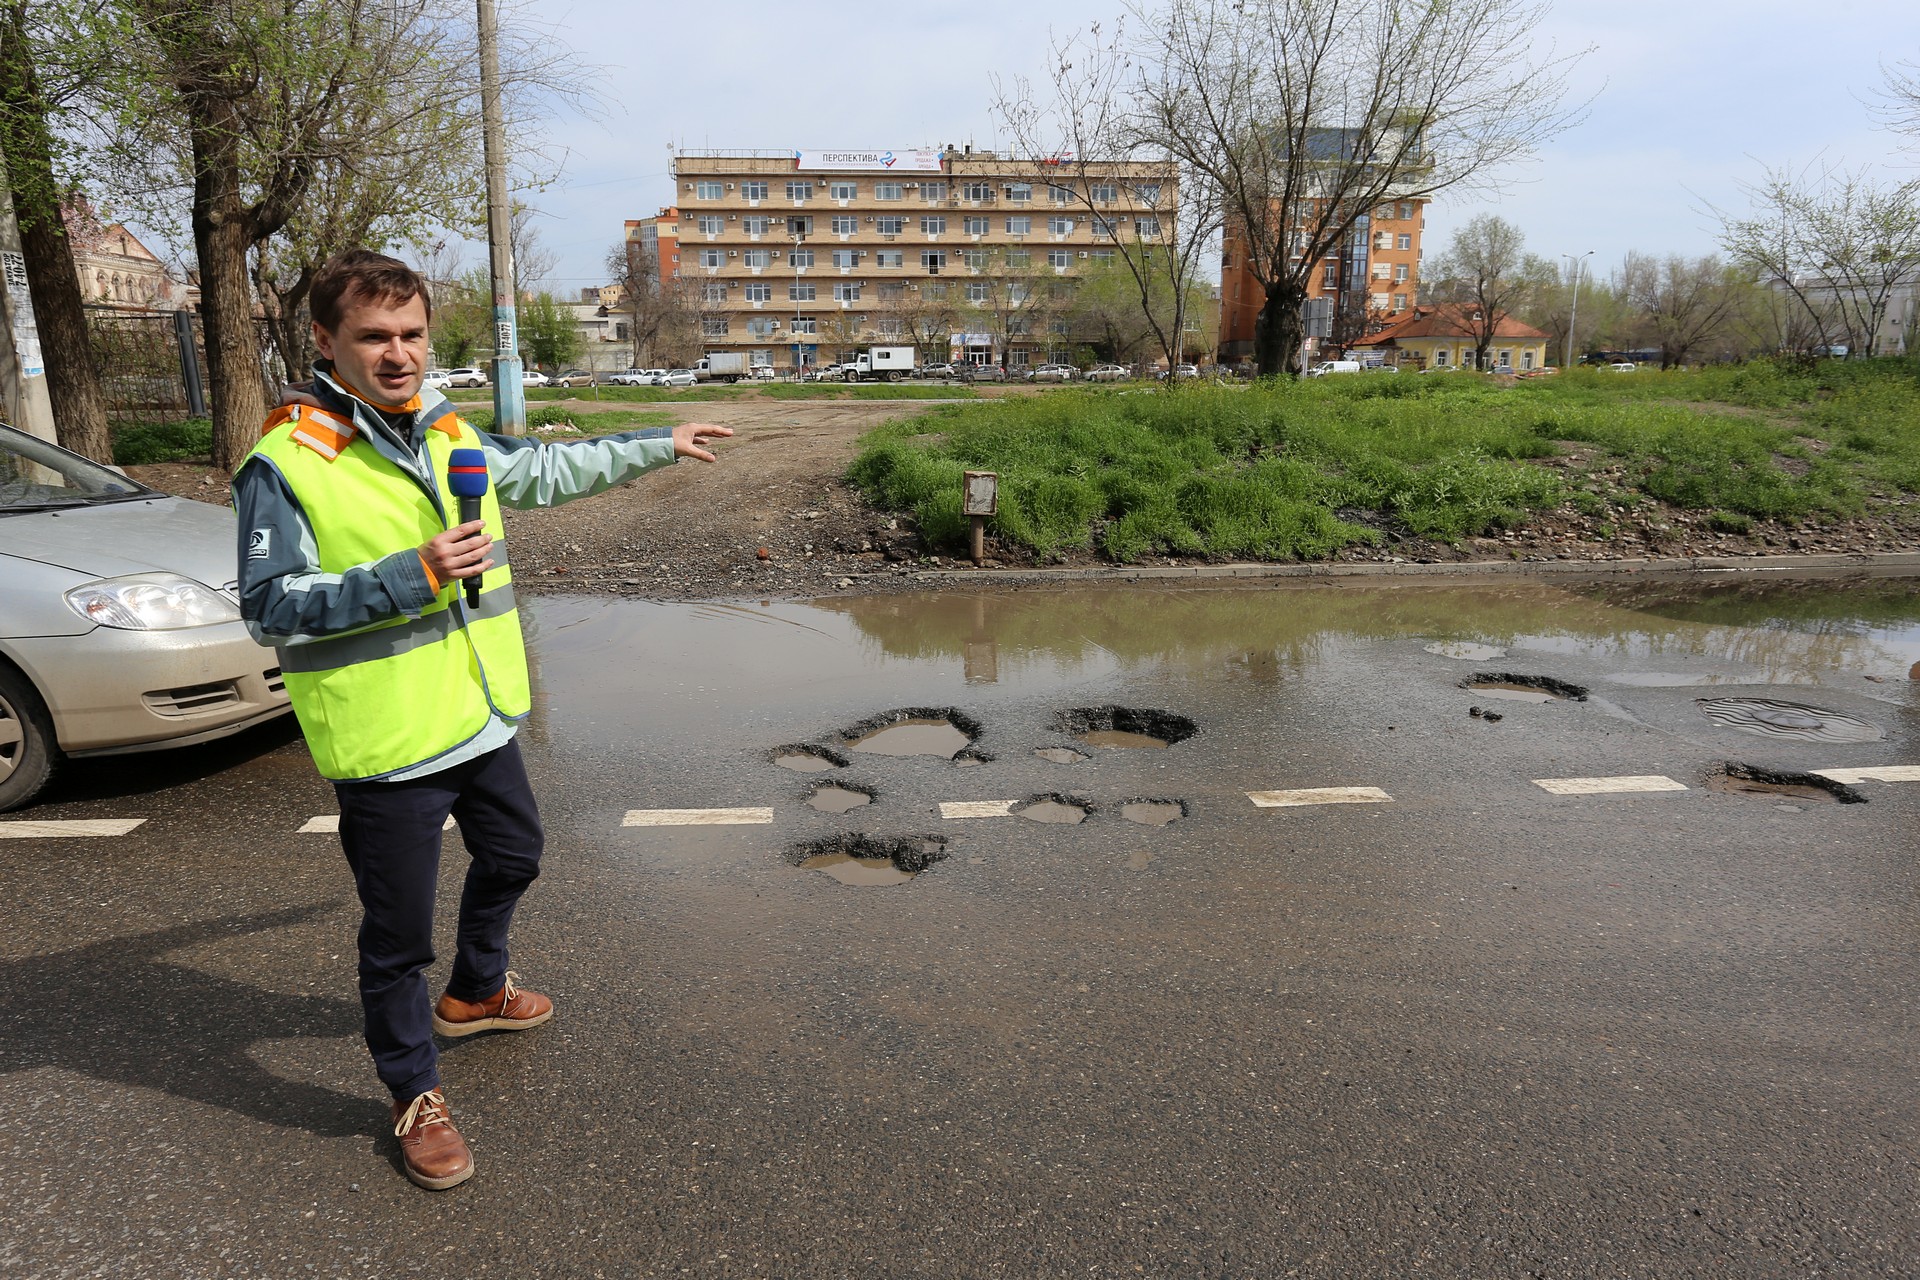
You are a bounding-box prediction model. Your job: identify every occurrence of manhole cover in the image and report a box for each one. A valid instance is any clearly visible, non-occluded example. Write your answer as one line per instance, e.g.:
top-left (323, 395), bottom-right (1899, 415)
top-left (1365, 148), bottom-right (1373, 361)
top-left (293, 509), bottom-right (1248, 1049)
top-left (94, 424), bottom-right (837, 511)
top-left (1695, 698), bottom-right (1883, 744)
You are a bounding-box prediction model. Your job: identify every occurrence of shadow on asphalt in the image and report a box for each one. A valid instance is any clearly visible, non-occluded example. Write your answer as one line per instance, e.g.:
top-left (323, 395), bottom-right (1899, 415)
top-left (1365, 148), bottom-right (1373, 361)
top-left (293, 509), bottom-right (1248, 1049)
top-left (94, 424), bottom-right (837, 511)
top-left (0, 901), bottom-right (370, 1139)
top-left (39, 717), bottom-right (309, 808)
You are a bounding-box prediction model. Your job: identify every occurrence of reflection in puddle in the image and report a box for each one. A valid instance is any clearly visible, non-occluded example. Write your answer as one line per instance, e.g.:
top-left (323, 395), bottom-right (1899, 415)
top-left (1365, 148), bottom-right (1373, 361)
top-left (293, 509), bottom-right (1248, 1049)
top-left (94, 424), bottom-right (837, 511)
top-left (1121, 801), bottom-right (1184, 827)
top-left (1078, 729), bottom-right (1170, 749)
top-left (1425, 641), bottom-right (1507, 661)
top-left (800, 855), bottom-right (915, 886)
top-left (807, 784), bottom-right (872, 814)
top-left (1606, 671), bottom-right (1767, 687)
top-left (774, 747), bottom-right (846, 773)
top-left (1035, 746), bottom-right (1090, 764)
top-left (851, 719), bottom-right (972, 757)
top-left (1696, 697), bottom-right (1883, 743)
top-left (1016, 798), bottom-right (1089, 825)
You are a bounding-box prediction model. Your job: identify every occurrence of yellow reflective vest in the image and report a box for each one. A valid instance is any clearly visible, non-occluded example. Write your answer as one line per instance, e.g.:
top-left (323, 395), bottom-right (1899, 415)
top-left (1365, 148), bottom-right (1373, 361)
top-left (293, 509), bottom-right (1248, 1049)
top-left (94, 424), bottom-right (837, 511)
top-left (246, 405), bottom-right (530, 781)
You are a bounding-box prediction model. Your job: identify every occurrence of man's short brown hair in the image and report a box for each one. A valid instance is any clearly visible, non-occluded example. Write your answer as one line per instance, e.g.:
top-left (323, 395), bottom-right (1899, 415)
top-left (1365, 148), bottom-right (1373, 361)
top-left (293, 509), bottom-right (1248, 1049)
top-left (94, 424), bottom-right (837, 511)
top-left (310, 248), bottom-right (433, 332)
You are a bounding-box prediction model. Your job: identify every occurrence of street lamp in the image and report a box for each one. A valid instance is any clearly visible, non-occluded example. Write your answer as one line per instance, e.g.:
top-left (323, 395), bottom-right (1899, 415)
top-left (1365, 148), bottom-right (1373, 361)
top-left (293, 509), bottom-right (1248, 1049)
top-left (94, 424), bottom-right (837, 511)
top-left (1563, 250), bottom-right (1593, 369)
top-left (792, 226), bottom-right (808, 378)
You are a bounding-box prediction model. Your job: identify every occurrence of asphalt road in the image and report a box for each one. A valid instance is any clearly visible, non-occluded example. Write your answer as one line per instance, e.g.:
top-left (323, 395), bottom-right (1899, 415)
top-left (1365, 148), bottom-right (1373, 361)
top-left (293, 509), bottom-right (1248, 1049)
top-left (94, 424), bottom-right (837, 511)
top-left (4, 579), bottom-right (1917, 1278)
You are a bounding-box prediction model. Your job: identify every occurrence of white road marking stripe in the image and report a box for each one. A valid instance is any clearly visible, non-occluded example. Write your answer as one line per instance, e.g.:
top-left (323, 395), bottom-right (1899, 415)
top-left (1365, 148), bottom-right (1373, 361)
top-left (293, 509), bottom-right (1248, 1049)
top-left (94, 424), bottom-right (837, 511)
top-left (299, 815), bottom-right (456, 833)
top-left (622, 808), bottom-right (774, 827)
top-left (1533, 775), bottom-right (1688, 795)
top-left (940, 800), bottom-right (1016, 819)
top-left (0, 818), bottom-right (147, 839)
top-left (1248, 787), bottom-right (1394, 808)
top-left (1813, 765), bottom-right (1920, 784)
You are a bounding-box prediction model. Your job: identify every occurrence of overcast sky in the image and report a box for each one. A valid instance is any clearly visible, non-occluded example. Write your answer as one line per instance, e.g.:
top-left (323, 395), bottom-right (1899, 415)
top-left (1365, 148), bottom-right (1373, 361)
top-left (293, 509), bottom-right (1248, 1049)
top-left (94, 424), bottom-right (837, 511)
top-left (511, 0), bottom-right (1919, 294)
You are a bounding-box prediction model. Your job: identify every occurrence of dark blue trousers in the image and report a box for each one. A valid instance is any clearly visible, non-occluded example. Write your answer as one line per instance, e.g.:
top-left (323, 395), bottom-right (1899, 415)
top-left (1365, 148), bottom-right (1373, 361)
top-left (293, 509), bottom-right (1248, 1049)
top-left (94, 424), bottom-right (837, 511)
top-left (334, 739), bottom-right (544, 1101)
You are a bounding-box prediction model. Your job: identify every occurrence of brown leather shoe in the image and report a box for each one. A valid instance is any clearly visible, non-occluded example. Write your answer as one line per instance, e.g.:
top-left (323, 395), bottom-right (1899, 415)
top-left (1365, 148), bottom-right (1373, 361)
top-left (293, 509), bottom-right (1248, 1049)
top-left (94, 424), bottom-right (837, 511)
top-left (432, 970), bottom-right (554, 1038)
top-left (391, 1088), bottom-right (473, 1190)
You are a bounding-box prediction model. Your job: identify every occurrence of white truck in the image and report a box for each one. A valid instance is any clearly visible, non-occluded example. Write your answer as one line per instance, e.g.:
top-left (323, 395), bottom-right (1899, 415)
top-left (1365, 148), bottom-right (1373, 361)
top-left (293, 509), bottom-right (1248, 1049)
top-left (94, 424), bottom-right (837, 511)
top-left (694, 353), bottom-right (749, 383)
top-left (844, 346), bottom-right (917, 382)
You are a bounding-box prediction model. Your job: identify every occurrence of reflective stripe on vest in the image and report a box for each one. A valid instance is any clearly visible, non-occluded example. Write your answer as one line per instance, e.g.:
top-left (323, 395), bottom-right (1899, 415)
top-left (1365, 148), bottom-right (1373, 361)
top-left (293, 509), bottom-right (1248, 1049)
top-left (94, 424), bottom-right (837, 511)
top-left (247, 406), bottom-right (531, 781)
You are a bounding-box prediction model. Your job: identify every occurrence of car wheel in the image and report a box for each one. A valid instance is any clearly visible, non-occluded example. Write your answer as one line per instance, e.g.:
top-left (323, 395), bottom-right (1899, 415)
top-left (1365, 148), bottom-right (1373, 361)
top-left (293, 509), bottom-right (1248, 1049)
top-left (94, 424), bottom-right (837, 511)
top-left (0, 664), bottom-right (58, 813)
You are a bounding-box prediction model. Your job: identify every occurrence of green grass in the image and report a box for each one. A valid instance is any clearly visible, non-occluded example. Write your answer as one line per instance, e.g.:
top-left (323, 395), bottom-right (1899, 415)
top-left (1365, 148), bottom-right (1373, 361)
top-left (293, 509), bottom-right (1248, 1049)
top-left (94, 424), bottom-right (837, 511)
top-left (112, 418), bottom-right (212, 465)
top-left (848, 357), bottom-right (1920, 562)
top-left (758, 383), bottom-right (977, 401)
top-left (445, 385), bottom-right (748, 405)
top-left (455, 405), bottom-right (674, 434)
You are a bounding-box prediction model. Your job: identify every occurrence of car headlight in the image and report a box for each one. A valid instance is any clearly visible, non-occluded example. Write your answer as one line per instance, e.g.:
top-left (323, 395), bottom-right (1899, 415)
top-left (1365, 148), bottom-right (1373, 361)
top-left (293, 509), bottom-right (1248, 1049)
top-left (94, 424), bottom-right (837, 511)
top-left (64, 573), bottom-right (241, 630)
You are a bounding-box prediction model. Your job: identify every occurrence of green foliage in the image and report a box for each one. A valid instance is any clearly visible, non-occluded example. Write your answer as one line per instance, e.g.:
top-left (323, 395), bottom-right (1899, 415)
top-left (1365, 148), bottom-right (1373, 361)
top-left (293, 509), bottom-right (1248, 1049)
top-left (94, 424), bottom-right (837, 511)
top-left (112, 418), bottom-right (213, 465)
top-left (456, 406), bottom-right (672, 434)
top-left (519, 292), bottom-right (585, 371)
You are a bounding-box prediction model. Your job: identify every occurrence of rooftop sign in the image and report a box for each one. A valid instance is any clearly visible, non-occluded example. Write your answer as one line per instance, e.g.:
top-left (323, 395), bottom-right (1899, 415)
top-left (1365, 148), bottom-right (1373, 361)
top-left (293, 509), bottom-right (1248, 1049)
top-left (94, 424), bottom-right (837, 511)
top-left (793, 148), bottom-right (943, 172)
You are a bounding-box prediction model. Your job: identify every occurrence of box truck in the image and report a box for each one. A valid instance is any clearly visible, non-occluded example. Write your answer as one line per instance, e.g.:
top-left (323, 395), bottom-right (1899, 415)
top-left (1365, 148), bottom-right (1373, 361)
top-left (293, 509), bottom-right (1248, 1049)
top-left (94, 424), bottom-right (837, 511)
top-left (844, 346), bottom-right (917, 382)
top-left (694, 353), bottom-right (749, 383)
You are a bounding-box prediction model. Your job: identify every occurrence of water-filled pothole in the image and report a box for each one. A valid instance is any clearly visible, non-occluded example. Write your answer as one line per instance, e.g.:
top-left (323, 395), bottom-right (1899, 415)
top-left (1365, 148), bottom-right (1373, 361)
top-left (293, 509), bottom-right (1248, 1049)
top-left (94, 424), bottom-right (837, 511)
top-left (1462, 673), bottom-right (1590, 703)
top-left (1695, 697), bottom-right (1883, 744)
top-left (1014, 793), bottom-right (1092, 825)
top-left (1425, 641), bottom-right (1508, 661)
top-left (1120, 799), bottom-right (1186, 827)
top-left (1035, 746), bottom-right (1090, 764)
top-left (1056, 706), bottom-right (1197, 750)
top-left (1708, 762), bottom-right (1866, 804)
top-left (772, 745), bottom-right (849, 773)
top-left (806, 783), bottom-right (874, 814)
top-left (843, 708), bottom-right (982, 759)
top-left (786, 833), bottom-right (949, 886)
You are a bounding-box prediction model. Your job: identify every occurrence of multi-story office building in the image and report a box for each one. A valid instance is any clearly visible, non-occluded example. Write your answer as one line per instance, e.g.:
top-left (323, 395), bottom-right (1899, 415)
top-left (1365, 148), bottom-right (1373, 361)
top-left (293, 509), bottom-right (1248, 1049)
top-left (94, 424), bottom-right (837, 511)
top-left (1217, 197), bottom-right (1427, 362)
top-left (654, 147), bottom-right (1177, 373)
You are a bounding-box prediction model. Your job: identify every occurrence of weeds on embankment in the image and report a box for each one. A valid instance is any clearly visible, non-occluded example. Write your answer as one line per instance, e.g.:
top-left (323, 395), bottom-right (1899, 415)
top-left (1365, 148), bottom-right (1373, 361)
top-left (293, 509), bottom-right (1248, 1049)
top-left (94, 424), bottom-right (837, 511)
top-left (847, 359), bottom-right (1920, 562)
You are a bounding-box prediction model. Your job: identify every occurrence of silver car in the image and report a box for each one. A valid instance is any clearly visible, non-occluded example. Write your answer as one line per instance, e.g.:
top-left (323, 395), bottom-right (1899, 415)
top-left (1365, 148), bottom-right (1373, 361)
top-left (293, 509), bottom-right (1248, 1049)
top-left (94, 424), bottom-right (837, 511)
top-left (0, 424), bottom-right (291, 811)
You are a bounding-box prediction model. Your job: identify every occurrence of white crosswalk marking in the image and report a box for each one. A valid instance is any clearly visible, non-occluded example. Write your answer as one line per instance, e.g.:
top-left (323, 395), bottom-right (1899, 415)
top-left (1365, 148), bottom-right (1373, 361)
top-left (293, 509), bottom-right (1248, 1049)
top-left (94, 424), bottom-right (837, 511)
top-left (299, 815), bottom-right (456, 833)
top-left (1247, 787), bottom-right (1393, 808)
top-left (1813, 765), bottom-right (1920, 784)
top-left (940, 800), bottom-right (1016, 819)
top-left (0, 818), bottom-right (147, 839)
top-left (622, 808), bottom-right (774, 827)
top-left (1533, 775), bottom-right (1687, 795)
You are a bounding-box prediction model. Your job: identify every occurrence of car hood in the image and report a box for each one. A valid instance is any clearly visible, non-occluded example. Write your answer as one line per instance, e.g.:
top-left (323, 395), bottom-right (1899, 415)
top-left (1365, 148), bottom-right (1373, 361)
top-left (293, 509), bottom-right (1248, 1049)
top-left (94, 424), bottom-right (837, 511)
top-left (2, 495), bottom-right (242, 589)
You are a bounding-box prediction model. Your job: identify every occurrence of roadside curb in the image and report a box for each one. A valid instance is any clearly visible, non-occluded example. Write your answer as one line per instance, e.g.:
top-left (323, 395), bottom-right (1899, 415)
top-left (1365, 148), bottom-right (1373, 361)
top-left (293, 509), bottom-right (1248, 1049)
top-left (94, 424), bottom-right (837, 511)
top-left (903, 551), bottom-right (1920, 587)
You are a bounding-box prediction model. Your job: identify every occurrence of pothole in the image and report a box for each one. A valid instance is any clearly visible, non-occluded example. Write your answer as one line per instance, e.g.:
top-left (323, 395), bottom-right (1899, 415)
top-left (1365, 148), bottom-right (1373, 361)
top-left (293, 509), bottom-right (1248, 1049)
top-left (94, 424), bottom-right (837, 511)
top-left (1708, 762), bottom-right (1866, 804)
top-left (806, 782), bottom-right (874, 814)
top-left (1013, 793), bottom-right (1092, 825)
top-left (786, 833), bottom-right (949, 886)
top-left (1120, 798), bottom-right (1186, 827)
top-left (1034, 746), bottom-right (1090, 764)
top-left (1056, 706), bottom-right (1197, 751)
top-left (1425, 641), bottom-right (1507, 661)
top-left (1462, 672), bottom-right (1590, 703)
top-left (1695, 697), bottom-right (1883, 744)
top-left (842, 707), bottom-right (982, 759)
top-left (953, 747), bottom-right (993, 768)
top-left (772, 745), bottom-right (849, 773)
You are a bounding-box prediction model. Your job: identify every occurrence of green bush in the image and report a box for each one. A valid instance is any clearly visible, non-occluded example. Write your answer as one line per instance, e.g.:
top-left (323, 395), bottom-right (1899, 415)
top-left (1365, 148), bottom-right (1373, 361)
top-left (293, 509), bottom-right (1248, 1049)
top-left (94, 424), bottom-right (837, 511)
top-left (112, 418), bottom-right (213, 465)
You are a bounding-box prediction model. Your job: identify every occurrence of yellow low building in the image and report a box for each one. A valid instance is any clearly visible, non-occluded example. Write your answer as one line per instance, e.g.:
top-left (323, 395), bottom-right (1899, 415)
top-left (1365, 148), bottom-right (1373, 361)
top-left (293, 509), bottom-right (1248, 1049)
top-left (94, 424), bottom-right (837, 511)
top-left (1349, 303), bottom-right (1550, 371)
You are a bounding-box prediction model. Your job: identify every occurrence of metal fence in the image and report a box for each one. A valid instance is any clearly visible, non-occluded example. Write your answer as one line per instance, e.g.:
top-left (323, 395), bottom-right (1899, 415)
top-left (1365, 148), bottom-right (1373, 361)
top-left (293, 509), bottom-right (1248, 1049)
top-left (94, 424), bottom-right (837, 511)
top-left (85, 306), bottom-right (279, 428)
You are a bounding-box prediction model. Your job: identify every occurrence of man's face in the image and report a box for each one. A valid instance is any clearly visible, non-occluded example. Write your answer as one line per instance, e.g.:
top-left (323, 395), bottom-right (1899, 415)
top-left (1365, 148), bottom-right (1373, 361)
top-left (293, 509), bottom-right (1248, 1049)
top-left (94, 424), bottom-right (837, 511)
top-left (313, 290), bottom-right (431, 404)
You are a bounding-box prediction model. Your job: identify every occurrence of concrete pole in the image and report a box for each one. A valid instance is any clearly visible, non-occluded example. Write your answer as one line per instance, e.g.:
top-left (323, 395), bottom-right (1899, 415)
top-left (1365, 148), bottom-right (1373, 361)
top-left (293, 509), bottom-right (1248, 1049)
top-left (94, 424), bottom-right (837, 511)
top-left (476, 0), bottom-right (524, 435)
top-left (0, 131), bottom-right (57, 444)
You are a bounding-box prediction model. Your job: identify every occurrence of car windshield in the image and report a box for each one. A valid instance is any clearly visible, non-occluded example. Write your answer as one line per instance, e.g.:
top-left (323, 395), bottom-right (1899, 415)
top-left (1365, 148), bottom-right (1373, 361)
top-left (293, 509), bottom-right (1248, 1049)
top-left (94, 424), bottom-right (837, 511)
top-left (0, 423), bottom-right (157, 515)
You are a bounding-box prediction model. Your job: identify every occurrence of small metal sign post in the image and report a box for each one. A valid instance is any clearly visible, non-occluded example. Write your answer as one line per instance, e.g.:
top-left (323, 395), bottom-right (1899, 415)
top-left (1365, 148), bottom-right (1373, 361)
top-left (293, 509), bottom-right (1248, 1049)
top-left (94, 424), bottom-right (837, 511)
top-left (962, 470), bottom-right (998, 566)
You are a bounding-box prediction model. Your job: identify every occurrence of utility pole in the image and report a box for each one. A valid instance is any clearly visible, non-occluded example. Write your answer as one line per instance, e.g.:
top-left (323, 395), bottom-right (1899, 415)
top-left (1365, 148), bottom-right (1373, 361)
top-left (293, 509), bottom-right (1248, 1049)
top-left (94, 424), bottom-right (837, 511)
top-left (476, 0), bottom-right (524, 435)
top-left (1563, 250), bottom-right (1592, 369)
top-left (0, 131), bottom-right (56, 444)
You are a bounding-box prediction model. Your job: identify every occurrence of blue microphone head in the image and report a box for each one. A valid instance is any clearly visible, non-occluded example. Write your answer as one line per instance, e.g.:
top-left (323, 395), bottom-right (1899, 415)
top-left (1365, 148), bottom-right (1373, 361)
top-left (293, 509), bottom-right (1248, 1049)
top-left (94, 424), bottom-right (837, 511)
top-left (447, 448), bottom-right (489, 498)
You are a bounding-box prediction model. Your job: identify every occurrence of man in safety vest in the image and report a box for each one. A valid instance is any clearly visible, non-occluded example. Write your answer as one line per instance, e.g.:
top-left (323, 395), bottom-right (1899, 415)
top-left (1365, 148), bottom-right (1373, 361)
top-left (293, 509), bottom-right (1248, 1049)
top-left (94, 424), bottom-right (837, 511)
top-left (233, 248), bottom-right (730, 1190)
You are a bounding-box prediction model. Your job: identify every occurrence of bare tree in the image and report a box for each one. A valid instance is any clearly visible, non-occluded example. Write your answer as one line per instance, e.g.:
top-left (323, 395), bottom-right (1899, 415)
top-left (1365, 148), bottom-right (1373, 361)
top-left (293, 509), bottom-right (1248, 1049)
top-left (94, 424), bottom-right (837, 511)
top-left (1716, 161), bottom-right (1920, 358)
top-left (1618, 252), bottom-right (1752, 368)
top-left (1109, 0), bottom-right (1584, 376)
top-left (1426, 214), bottom-right (1535, 366)
top-left (1873, 58), bottom-right (1920, 147)
top-left (507, 201), bottom-right (558, 290)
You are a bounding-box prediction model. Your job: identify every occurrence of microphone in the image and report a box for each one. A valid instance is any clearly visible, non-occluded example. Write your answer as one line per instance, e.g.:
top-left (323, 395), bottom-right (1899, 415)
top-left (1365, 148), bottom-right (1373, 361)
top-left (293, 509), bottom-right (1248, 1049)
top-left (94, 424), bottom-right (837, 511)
top-left (446, 448), bottom-right (489, 607)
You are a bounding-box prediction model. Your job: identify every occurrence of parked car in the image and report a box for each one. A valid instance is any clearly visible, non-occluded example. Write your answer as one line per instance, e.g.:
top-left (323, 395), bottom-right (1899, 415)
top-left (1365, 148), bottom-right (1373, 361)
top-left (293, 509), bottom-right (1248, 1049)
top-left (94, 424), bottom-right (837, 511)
top-left (552, 370), bottom-right (596, 388)
top-left (1608, 362), bottom-right (1637, 372)
top-left (1156, 363), bottom-right (1200, 380)
top-left (1305, 360), bottom-right (1361, 377)
top-left (657, 369), bottom-right (698, 388)
top-left (608, 368), bottom-right (664, 387)
top-left (444, 367), bottom-right (488, 389)
top-left (421, 370), bottom-right (452, 392)
top-left (918, 362), bottom-right (957, 379)
top-left (749, 364), bottom-right (779, 380)
top-left (1084, 364), bottom-right (1130, 382)
top-left (521, 369), bottom-right (551, 388)
top-left (807, 364), bottom-right (845, 382)
top-left (1026, 364), bottom-right (1077, 382)
top-left (0, 423), bottom-right (294, 811)
top-left (961, 364), bottom-right (1008, 382)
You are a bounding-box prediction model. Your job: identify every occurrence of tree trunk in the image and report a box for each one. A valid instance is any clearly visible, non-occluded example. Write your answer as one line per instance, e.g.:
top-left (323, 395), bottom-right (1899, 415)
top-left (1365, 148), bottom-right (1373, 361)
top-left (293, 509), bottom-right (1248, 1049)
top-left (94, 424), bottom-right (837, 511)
top-left (1253, 280), bottom-right (1304, 377)
top-left (188, 104), bottom-right (269, 473)
top-left (0, 6), bottom-right (113, 462)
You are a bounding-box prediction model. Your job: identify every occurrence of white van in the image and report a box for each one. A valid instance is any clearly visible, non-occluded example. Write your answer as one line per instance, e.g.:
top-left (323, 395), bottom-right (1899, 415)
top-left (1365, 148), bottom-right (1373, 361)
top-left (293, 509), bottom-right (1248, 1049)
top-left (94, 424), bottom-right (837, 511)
top-left (1306, 360), bottom-right (1362, 377)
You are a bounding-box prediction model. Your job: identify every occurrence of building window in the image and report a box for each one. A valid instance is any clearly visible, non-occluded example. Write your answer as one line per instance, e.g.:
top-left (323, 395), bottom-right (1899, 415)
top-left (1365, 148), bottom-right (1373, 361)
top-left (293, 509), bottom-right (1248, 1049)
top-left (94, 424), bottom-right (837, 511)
top-left (831, 215), bottom-right (857, 234)
top-left (743, 249), bottom-right (773, 269)
top-left (1322, 262), bottom-right (1339, 289)
top-left (747, 317), bottom-right (775, 336)
top-left (1006, 215), bottom-right (1032, 235)
top-left (963, 215), bottom-right (989, 235)
top-left (1434, 349), bottom-right (1449, 366)
top-left (1006, 182), bottom-right (1032, 203)
top-left (962, 181), bottom-right (993, 201)
top-left (1396, 233), bottom-right (1412, 251)
top-left (1399, 201), bottom-right (1413, 219)
top-left (1047, 248), bottom-right (1072, 269)
top-left (925, 283), bottom-right (948, 300)
top-left (921, 250), bottom-right (946, 272)
top-left (1089, 248), bottom-right (1114, 264)
top-left (1371, 292), bottom-right (1389, 310)
top-left (698, 249), bottom-right (723, 268)
top-left (702, 317), bottom-right (728, 336)
top-left (745, 282), bottom-right (772, 302)
top-left (1091, 217), bottom-right (1116, 241)
top-left (1134, 216), bottom-right (1161, 238)
top-left (878, 282), bottom-right (906, 300)
top-left (792, 317), bottom-right (817, 334)
top-left (921, 181), bottom-right (947, 202)
top-left (741, 181), bottom-right (768, 201)
top-left (877, 317), bottom-right (904, 335)
top-left (1048, 215), bottom-right (1074, 235)
top-left (702, 282), bottom-right (727, 303)
top-left (921, 215), bottom-right (946, 235)
top-left (966, 281), bottom-right (991, 303)
top-left (743, 216), bottom-right (772, 235)
top-left (954, 247), bottom-right (982, 271)
top-left (1392, 292), bottom-right (1407, 310)
top-left (1049, 184), bottom-right (1074, 204)
top-left (830, 181), bottom-right (858, 200)
top-left (870, 181), bottom-right (900, 201)
top-left (1007, 282), bottom-right (1029, 304)
top-left (875, 250), bottom-right (904, 268)
top-left (1393, 263), bottom-right (1408, 282)
top-left (877, 215), bottom-right (905, 235)
top-left (831, 248), bottom-right (859, 268)
top-left (789, 248), bottom-right (814, 268)
top-left (1009, 317), bottom-right (1030, 336)
top-left (1091, 183), bottom-right (1117, 204)
top-left (1132, 182), bottom-right (1161, 205)
top-left (834, 283), bottom-right (861, 302)
top-left (789, 283), bottom-right (817, 301)
top-left (1006, 249), bottom-right (1031, 268)
top-left (786, 215), bottom-right (812, 236)
top-left (695, 181), bottom-right (723, 199)
top-left (697, 215), bottom-right (723, 234)
top-left (1373, 231), bottom-right (1392, 251)
top-left (785, 181), bottom-right (814, 201)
